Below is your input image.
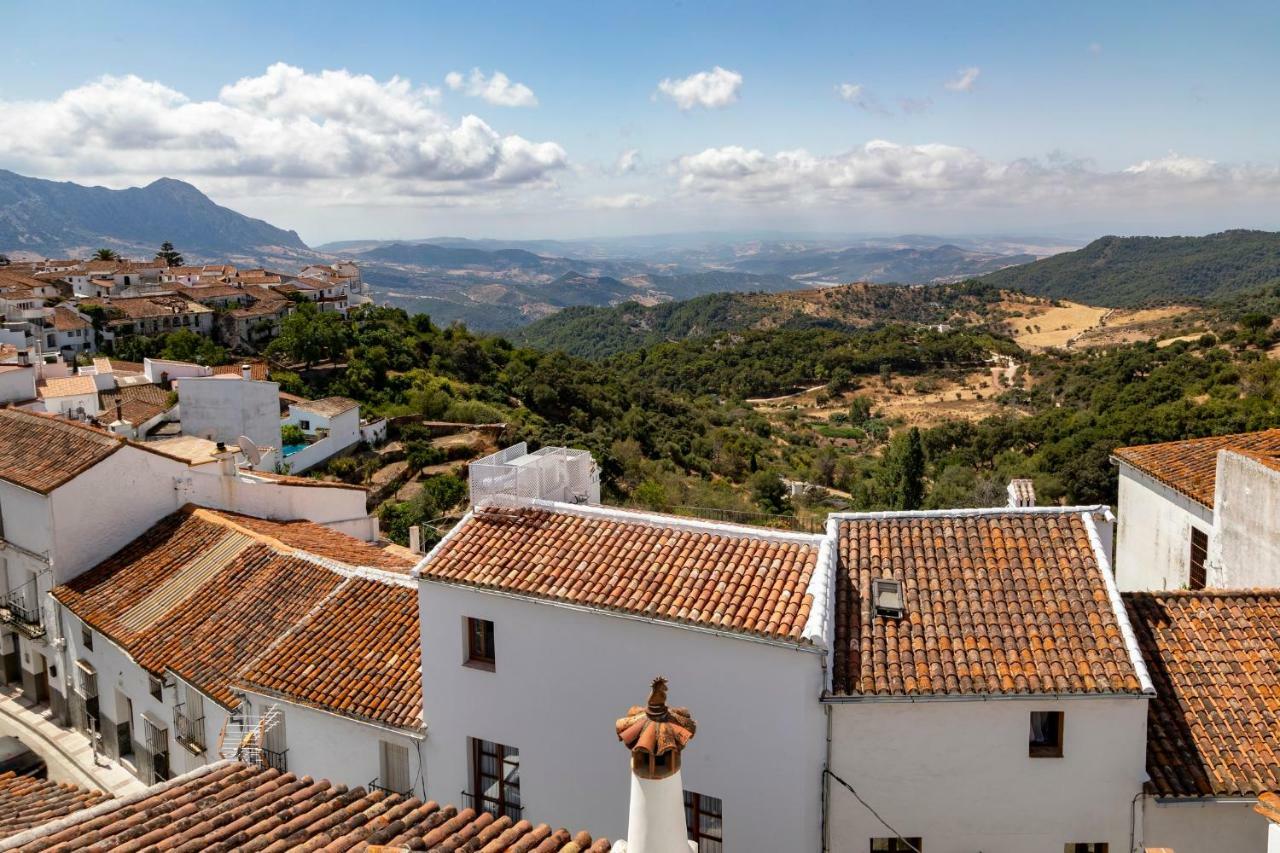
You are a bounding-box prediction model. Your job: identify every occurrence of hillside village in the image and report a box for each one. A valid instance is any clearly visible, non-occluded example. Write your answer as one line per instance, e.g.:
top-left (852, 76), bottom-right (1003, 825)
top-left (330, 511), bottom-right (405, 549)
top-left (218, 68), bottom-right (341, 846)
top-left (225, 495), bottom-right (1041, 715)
top-left (0, 393), bottom-right (1276, 851)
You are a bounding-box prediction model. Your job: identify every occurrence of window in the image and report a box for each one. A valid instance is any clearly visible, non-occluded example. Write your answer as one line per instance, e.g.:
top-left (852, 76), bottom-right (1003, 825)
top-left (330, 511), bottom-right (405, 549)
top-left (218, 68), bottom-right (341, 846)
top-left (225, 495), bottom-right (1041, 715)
top-left (149, 675), bottom-right (163, 701)
top-left (81, 623), bottom-right (93, 651)
top-left (299, 419), bottom-right (310, 431)
top-left (378, 740), bottom-right (411, 795)
top-left (1189, 527), bottom-right (1208, 590)
top-left (470, 738), bottom-right (520, 817)
top-left (684, 791), bottom-right (723, 852)
top-left (1065, 845), bottom-right (1108, 853)
top-left (870, 839), bottom-right (922, 852)
top-left (466, 617), bottom-right (496, 669)
top-left (1029, 711), bottom-right (1064, 757)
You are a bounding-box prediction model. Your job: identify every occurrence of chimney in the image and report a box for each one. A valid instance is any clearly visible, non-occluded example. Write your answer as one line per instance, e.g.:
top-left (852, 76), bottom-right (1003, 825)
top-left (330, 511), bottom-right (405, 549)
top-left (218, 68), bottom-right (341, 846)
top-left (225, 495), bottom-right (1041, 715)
top-left (241, 363), bottom-right (252, 381)
top-left (409, 525), bottom-right (422, 554)
top-left (614, 678), bottom-right (697, 853)
top-left (115, 401), bottom-right (123, 423)
top-left (1007, 478), bottom-right (1036, 508)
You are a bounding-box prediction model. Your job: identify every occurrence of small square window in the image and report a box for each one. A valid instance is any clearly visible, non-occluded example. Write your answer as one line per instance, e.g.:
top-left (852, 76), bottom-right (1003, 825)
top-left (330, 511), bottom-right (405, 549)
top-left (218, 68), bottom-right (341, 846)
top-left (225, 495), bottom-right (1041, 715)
top-left (149, 675), bottom-right (163, 701)
top-left (465, 617), bottom-right (496, 670)
top-left (1065, 845), bottom-right (1108, 853)
top-left (1030, 711), bottom-right (1064, 757)
top-left (684, 790), bottom-right (723, 852)
top-left (871, 838), bottom-right (922, 852)
top-left (81, 624), bottom-right (93, 651)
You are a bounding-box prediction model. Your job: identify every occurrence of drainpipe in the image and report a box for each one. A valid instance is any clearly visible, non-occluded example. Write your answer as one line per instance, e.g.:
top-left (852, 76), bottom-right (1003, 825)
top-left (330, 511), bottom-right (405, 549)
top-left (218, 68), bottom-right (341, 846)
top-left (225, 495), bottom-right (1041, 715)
top-left (822, 702), bottom-right (832, 853)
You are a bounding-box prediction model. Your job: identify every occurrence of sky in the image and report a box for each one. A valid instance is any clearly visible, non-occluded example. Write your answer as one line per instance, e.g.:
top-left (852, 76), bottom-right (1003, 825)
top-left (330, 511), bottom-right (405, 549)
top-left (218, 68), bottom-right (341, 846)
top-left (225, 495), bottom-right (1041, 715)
top-left (2, 0), bottom-right (1279, 245)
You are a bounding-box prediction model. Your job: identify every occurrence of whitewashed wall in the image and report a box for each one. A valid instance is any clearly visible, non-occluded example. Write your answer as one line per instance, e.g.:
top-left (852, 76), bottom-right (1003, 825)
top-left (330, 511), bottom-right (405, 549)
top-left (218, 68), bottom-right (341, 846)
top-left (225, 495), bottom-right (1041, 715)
top-left (1114, 463), bottom-right (1212, 591)
top-left (238, 689), bottom-right (426, 798)
top-left (827, 696), bottom-right (1150, 853)
top-left (1210, 451), bottom-right (1280, 587)
top-left (418, 581), bottom-right (826, 850)
top-left (1143, 798), bottom-right (1264, 853)
top-left (0, 367), bottom-right (36, 404)
top-left (178, 377), bottom-right (282, 453)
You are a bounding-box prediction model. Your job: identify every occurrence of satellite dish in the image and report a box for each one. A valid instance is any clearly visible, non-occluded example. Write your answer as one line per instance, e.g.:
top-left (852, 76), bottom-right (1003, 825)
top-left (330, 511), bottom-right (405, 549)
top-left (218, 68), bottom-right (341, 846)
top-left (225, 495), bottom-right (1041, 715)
top-left (237, 435), bottom-right (262, 467)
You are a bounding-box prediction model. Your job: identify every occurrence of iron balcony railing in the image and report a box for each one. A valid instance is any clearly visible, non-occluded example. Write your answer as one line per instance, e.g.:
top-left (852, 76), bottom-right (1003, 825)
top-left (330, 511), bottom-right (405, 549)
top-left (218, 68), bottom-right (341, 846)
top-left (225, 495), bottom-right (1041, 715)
top-left (367, 777), bottom-right (413, 797)
top-left (172, 704), bottom-right (206, 752)
top-left (461, 790), bottom-right (523, 822)
top-left (259, 747), bottom-right (288, 773)
top-left (1, 581), bottom-right (43, 635)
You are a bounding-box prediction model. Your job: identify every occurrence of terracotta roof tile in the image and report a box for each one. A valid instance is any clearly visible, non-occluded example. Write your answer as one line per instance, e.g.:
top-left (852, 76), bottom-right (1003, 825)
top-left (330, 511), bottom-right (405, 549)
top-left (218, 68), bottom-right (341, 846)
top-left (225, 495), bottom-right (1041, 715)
top-left (49, 307), bottom-right (90, 331)
top-left (420, 505), bottom-right (821, 642)
top-left (97, 383), bottom-right (172, 425)
top-left (5, 761), bottom-right (608, 852)
top-left (0, 408), bottom-right (123, 493)
top-left (1126, 590), bottom-right (1280, 798)
top-left (53, 507), bottom-right (415, 714)
top-left (210, 360), bottom-right (269, 380)
top-left (294, 396), bottom-right (360, 417)
top-left (218, 509), bottom-right (415, 572)
top-left (37, 375), bottom-right (98, 399)
top-left (0, 771), bottom-right (111, 835)
top-left (1113, 429), bottom-right (1280, 508)
top-left (832, 511), bottom-right (1144, 697)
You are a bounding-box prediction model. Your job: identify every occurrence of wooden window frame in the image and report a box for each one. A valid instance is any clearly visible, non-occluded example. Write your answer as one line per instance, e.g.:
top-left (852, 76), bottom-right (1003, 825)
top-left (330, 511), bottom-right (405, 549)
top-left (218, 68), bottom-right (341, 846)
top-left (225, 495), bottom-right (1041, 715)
top-left (684, 790), bottom-right (724, 852)
top-left (81, 622), bottom-right (93, 651)
top-left (148, 675), bottom-right (163, 701)
top-left (1188, 527), bottom-right (1208, 590)
top-left (465, 617), bottom-right (496, 671)
top-left (1029, 710), bottom-right (1065, 758)
top-left (470, 737), bottom-right (520, 817)
top-left (870, 838), bottom-right (922, 852)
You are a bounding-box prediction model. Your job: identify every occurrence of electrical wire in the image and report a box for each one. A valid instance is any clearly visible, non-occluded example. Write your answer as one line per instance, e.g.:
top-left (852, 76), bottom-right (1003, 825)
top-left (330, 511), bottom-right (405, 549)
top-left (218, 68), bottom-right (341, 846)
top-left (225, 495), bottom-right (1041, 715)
top-left (825, 768), bottom-right (922, 853)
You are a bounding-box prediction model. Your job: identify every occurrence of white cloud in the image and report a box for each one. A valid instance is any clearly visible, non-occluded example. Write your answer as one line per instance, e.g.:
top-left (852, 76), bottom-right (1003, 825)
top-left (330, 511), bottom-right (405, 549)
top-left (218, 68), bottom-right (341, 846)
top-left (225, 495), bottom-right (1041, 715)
top-left (944, 67), bottom-right (981, 92)
top-left (0, 63), bottom-right (565, 203)
top-left (444, 68), bottom-right (538, 107)
top-left (673, 140), bottom-right (1280, 208)
top-left (837, 83), bottom-right (864, 102)
top-left (586, 193), bottom-right (654, 209)
top-left (615, 148), bottom-right (641, 174)
top-left (656, 66), bottom-right (742, 110)
top-left (836, 82), bottom-right (890, 116)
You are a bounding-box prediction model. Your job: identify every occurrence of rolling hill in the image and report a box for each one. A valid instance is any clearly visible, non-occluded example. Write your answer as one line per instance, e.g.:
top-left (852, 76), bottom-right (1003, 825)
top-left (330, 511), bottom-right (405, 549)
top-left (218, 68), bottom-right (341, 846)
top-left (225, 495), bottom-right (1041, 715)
top-left (980, 229), bottom-right (1280, 306)
top-left (0, 170), bottom-right (311, 261)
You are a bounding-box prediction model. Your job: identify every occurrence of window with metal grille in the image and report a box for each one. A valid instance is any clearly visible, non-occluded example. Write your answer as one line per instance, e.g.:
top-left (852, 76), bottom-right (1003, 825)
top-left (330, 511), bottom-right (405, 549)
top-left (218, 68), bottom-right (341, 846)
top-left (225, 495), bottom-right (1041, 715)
top-left (1065, 845), bottom-right (1108, 853)
top-left (683, 790), bottom-right (723, 852)
top-left (81, 622), bottom-right (93, 651)
top-left (149, 675), bottom-right (163, 701)
top-left (142, 716), bottom-right (170, 784)
top-left (465, 618), bottom-right (496, 669)
top-left (379, 740), bottom-right (411, 794)
top-left (871, 839), bottom-right (922, 852)
top-left (1189, 527), bottom-right (1208, 590)
top-left (470, 738), bottom-right (520, 817)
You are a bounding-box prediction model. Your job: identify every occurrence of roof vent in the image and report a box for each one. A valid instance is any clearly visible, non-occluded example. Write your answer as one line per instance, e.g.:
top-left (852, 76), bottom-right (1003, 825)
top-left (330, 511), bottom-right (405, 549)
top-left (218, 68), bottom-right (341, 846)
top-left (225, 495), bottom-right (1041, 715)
top-left (872, 577), bottom-right (905, 619)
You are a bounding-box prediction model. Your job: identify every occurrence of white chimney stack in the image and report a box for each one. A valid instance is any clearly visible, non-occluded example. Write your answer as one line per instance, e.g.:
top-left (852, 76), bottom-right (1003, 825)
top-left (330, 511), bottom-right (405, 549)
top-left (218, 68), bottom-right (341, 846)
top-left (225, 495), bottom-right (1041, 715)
top-left (1007, 478), bottom-right (1036, 508)
top-left (612, 677), bottom-right (697, 853)
top-left (241, 363), bottom-right (253, 381)
top-left (409, 525), bottom-right (422, 554)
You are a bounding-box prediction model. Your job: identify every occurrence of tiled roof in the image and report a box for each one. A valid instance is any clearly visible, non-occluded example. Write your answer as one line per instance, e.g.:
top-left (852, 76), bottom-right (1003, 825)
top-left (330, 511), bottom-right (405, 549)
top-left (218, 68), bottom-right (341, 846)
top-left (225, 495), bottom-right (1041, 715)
top-left (81, 295), bottom-right (210, 320)
top-left (0, 771), bottom-right (111, 836)
top-left (97, 383), bottom-right (172, 426)
top-left (5, 761), bottom-right (610, 852)
top-left (241, 468), bottom-right (369, 491)
top-left (832, 510), bottom-right (1146, 697)
top-left (420, 504), bottom-right (822, 642)
top-left (91, 357), bottom-right (145, 375)
top-left (1125, 590), bottom-right (1280, 798)
top-left (1258, 792), bottom-right (1280, 824)
top-left (54, 507), bottom-right (414, 712)
top-left (0, 408), bottom-right (123, 493)
top-left (1112, 429), bottom-right (1280, 508)
top-left (38, 375), bottom-right (98, 399)
top-left (217, 508), bottom-right (415, 572)
top-left (210, 360), bottom-right (269, 380)
top-left (50, 307), bottom-right (90, 331)
top-left (240, 578), bottom-right (422, 730)
top-left (294, 395), bottom-right (360, 417)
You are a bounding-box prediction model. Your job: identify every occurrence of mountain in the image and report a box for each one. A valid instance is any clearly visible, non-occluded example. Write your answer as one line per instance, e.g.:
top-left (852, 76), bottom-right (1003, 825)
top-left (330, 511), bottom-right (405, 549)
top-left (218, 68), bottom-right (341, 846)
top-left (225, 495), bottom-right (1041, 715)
top-left (0, 170), bottom-right (310, 260)
top-left (732, 243), bottom-right (1036, 284)
top-left (979, 230), bottom-right (1280, 306)
top-left (361, 242), bottom-right (553, 270)
top-left (516, 281), bottom-right (1004, 358)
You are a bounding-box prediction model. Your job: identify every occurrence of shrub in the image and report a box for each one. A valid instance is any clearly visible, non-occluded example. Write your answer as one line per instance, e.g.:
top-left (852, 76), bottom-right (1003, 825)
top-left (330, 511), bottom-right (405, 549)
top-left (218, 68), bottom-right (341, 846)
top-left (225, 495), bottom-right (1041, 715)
top-left (281, 424), bottom-right (306, 446)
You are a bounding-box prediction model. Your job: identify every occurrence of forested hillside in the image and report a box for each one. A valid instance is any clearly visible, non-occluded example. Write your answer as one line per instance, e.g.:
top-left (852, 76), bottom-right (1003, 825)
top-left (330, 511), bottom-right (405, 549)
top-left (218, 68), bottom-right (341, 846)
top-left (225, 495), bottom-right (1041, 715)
top-left (980, 229), bottom-right (1280, 306)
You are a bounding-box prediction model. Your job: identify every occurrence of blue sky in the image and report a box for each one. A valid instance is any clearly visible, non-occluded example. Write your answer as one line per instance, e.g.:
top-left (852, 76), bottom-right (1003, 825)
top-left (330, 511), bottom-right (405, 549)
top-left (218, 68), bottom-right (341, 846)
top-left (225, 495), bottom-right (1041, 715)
top-left (3, 1), bottom-right (1278, 243)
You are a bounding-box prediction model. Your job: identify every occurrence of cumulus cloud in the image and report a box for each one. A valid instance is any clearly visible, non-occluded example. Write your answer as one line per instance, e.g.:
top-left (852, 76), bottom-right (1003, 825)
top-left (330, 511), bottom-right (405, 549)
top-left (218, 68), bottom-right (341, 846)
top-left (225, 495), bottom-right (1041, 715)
top-left (836, 83), bottom-right (889, 116)
top-left (0, 64), bottom-right (565, 202)
top-left (586, 193), bottom-right (655, 209)
top-left (615, 148), bottom-right (642, 174)
top-left (944, 67), bottom-right (981, 92)
top-left (656, 66), bottom-right (742, 110)
top-left (673, 140), bottom-right (1280, 208)
top-left (444, 68), bottom-right (538, 107)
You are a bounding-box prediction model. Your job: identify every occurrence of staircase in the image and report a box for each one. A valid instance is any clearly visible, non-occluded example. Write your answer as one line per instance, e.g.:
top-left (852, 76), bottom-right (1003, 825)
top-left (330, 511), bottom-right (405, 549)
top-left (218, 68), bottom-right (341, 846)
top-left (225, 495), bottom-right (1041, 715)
top-left (216, 704), bottom-right (281, 765)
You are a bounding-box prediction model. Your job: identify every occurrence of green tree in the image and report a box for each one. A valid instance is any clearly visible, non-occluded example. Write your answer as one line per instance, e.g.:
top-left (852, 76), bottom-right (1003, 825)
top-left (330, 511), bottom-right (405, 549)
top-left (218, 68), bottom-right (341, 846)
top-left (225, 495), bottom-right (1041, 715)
top-left (890, 427), bottom-right (926, 510)
top-left (266, 301), bottom-right (347, 368)
top-left (154, 241), bottom-right (184, 267)
top-left (159, 329), bottom-right (226, 365)
top-left (92, 248), bottom-right (120, 261)
top-left (749, 470), bottom-right (790, 514)
top-left (281, 424), bottom-right (306, 446)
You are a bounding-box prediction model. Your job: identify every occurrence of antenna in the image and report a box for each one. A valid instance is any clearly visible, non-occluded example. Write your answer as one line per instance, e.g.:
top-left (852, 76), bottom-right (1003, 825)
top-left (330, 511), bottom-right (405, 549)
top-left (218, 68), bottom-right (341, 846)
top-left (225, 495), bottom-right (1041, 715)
top-left (237, 435), bottom-right (262, 467)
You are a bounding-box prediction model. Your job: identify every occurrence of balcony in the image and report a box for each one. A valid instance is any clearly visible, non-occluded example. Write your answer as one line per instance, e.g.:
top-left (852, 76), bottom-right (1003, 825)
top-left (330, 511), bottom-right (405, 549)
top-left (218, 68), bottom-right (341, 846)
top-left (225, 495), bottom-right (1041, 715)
top-left (0, 583), bottom-right (44, 639)
top-left (258, 747), bottom-right (288, 773)
top-left (172, 703), bottom-right (206, 753)
top-left (367, 777), bottom-right (413, 797)
top-left (461, 790), bottom-right (523, 822)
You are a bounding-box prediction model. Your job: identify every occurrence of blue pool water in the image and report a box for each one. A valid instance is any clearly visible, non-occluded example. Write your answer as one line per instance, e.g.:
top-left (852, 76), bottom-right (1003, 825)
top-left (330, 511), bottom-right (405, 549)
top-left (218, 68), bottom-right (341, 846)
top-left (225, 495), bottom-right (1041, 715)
top-left (282, 443), bottom-right (307, 457)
